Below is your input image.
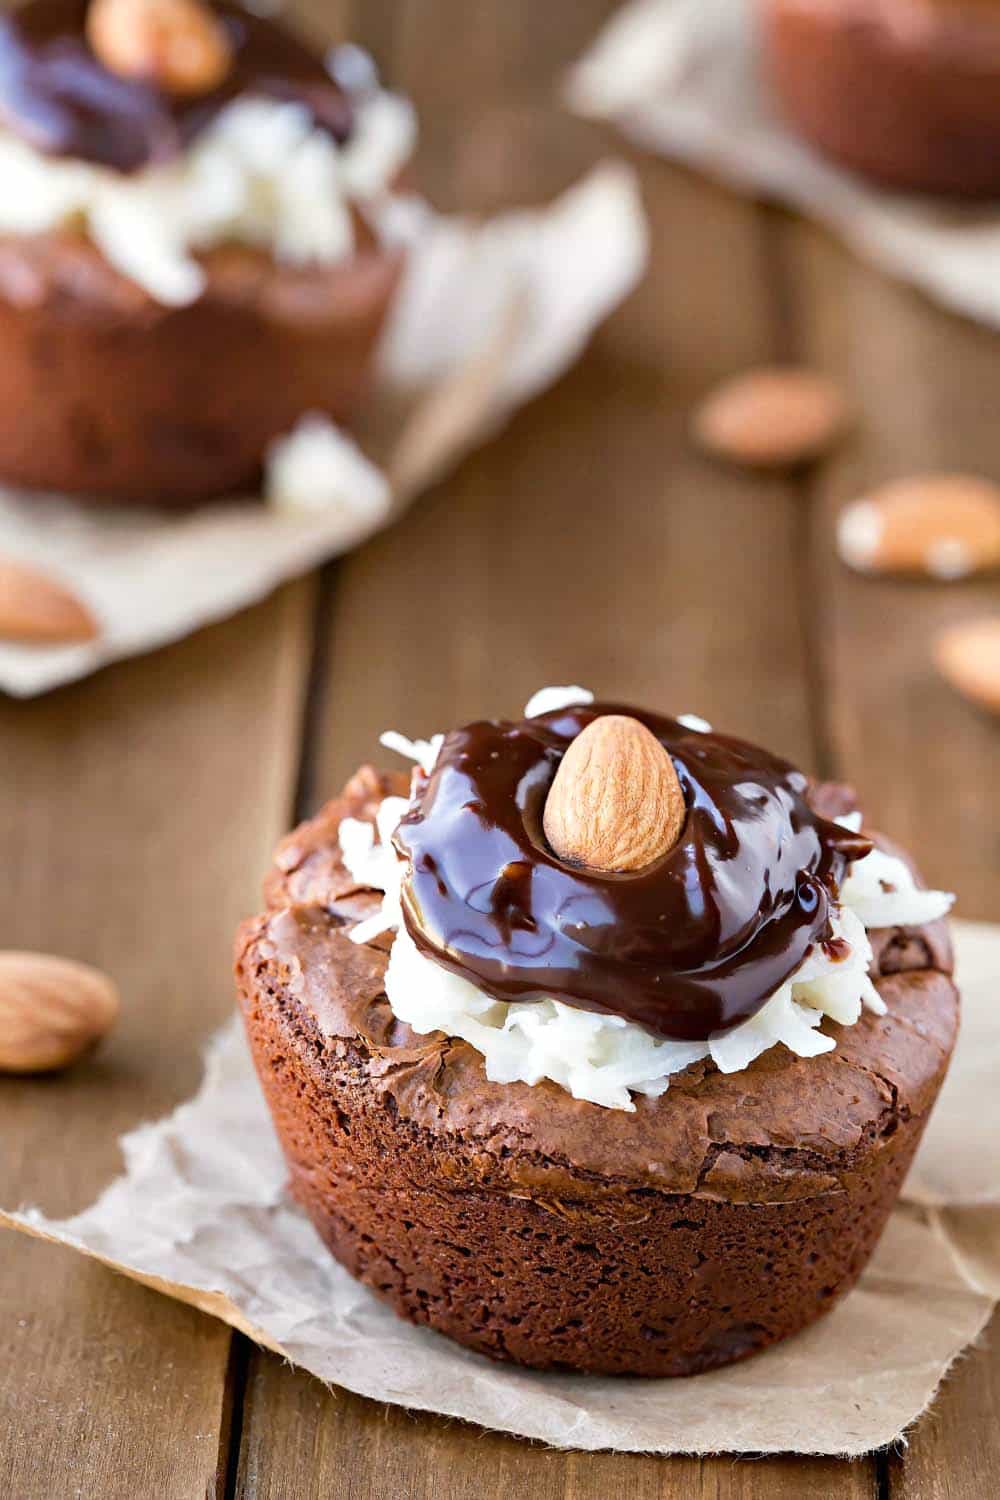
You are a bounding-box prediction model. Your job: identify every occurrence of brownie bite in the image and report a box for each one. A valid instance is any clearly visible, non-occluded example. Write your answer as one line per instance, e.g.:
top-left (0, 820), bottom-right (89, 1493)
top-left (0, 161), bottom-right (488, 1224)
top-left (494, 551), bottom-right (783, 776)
top-left (235, 696), bottom-right (958, 1376)
top-left (759, 0), bottom-right (1000, 196)
top-left (0, 0), bottom-right (412, 504)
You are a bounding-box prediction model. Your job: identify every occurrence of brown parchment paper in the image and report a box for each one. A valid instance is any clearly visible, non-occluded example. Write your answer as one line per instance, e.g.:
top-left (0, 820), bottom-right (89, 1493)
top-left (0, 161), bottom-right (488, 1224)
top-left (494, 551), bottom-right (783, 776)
top-left (1, 919), bottom-right (997, 1455)
top-left (568, 1), bottom-right (1000, 328)
top-left (0, 163), bottom-right (645, 698)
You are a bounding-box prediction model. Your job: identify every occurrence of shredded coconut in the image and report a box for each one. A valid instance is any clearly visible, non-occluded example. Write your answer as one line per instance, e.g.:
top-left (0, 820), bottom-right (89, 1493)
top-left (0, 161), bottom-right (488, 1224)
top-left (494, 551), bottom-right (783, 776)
top-left (676, 712), bottom-right (712, 733)
top-left (840, 844), bottom-right (953, 929)
top-left (0, 89), bottom-right (415, 305)
top-left (378, 731), bottom-right (443, 776)
top-left (265, 414), bottom-right (390, 521)
top-left (338, 794), bottom-right (409, 944)
top-left (524, 685), bottom-right (594, 718)
top-left (337, 688), bottom-right (955, 1111)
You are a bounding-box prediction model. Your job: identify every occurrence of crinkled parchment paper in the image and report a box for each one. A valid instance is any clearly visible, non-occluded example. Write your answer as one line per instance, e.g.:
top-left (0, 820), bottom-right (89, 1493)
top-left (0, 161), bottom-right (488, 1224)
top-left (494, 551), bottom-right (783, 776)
top-left (568, 0), bottom-right (1000, 327)
top-left (1, 920), bottom-right (997, 1455)
top-left (0, 162), bottom-right (645, 698)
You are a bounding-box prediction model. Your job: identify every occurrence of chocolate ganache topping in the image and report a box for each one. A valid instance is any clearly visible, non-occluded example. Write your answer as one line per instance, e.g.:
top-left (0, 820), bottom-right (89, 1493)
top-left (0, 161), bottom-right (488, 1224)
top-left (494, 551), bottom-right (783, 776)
top-left (393, 703), bottom-right (872, 1043)
top-left (0, 0), bottom-right (354, 172)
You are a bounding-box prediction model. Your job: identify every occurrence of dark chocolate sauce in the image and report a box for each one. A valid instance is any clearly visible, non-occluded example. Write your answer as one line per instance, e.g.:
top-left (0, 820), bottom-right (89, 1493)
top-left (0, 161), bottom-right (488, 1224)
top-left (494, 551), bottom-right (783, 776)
top-left (0, 0), bottom-right (354, 172)
top-left (393, 704), bottom-right (872, 1043)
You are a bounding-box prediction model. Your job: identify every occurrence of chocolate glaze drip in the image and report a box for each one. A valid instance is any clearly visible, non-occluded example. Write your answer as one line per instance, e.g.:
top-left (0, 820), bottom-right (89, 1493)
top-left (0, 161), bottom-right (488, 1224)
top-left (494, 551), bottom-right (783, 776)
top-left (0, 0), bottom-right (354, 172)
top-left (394, 704), bottom-right (872, 1043)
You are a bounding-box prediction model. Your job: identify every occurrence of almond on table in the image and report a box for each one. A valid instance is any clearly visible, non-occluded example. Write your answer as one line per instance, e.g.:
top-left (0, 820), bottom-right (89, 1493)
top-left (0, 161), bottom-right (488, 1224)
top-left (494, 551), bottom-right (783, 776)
top-left (935, 617), bottom-right (1000, 713)
top-left (692, 366), bottom-right (849, 469)
top-left (837, 475), bottom-right (1000, 580)
top-left (0, 556), bottom-right (99, 644)
top-left (0, 952), bottom-right (120, 1073)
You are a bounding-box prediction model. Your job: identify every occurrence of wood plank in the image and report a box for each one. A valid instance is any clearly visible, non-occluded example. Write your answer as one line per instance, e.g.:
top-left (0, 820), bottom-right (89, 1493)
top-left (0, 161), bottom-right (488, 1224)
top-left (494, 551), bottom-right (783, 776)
top-left (3, 3), bottom-right (346, 1488)
top-left (887, 1307), bottom-right (1000, 1500)
top-left (234, 4), bottom-right (874, 1496)
top-left (782, 221), bottom-right (1000, 1492)
top-left (783, 218), bottom-right (1000, 915)
top-left (237, 1354), bottom-right (874, 1500)
top-left (0, 582), bottom-right (315, 1500)
top-left (312, 165), bottom-right (819, 788)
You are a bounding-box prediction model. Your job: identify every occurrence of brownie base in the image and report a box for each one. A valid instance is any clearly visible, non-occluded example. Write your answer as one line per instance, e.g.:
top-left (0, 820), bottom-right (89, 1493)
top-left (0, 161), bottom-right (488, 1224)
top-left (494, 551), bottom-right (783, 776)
top-left (243, 948), bottom-right (934, 1375)
top-left (759, 0), bottom-right (1000, 196)
top-left (0, 228), bottom-right (403, 506)
top-left (235, 770), bottom-right (959, 1377)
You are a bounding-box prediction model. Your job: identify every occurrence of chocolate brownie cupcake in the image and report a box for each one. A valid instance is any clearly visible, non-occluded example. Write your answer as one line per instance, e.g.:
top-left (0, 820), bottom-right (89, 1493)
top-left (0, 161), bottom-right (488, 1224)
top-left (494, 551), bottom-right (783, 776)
top-left (235, 688), bottom-right (957, 1377)
top-left (0, 0), bottom-right (413, 504)
top-left (759, 0), bottom-right (1000, 196)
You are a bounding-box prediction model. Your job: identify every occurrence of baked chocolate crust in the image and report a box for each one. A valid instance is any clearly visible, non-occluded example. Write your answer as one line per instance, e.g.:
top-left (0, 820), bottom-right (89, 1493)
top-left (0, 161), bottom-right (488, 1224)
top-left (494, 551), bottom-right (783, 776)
top-left (235, 769), bottom-right (958, 1376)
top-left (0, 228), bottom-right (402, 505)
top-left (759, 0), bottom-right (1000, 197)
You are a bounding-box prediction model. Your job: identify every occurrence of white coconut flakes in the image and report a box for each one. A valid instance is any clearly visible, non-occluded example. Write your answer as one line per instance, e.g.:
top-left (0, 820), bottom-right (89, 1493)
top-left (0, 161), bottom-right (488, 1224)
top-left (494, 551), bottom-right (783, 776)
top-left (336, 690), bottom-right (954, 1112)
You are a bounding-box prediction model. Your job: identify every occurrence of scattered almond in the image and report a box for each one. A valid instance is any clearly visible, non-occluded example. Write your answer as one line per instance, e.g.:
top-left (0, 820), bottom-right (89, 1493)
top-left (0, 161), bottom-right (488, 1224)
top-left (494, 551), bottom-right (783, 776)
top-left (0, 556), bottom-right (98, 644)
top-left (934, 617), bottom-right (1000, 714)
top-left (837, 475), bottom-right (1000, 580)
top-left (0, 952), bottom-right (120, 1073)
top-left (87, 0), bottom-right (232, 96)
top-left (693, 367), bottom-right (848, 469)
top-left (543, 714), bottom-right (686, 873)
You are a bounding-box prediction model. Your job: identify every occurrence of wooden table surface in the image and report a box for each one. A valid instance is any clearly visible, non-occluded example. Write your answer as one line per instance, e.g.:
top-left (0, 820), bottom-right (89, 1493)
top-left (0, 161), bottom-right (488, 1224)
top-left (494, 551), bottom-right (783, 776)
top-left (2, 1), bottom-right (998, 1495)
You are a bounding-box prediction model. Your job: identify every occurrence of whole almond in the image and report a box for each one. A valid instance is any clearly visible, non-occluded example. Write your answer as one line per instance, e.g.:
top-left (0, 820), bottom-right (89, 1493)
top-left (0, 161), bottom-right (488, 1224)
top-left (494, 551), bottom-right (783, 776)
top-left (0, 556), bottom-right (98, 644)
top-left (934, 617), bottom-right (1000, 713)
top-left (0, 952), bottom-right (120, 1073)
top-left (693, 367), bottom-right (848, 469)
top-left (543, 714), bottom-right (686, 872)
top-left (837, 475), bottom-right (1000, 580)
top-left (87, 0), bottom-right (232, 96)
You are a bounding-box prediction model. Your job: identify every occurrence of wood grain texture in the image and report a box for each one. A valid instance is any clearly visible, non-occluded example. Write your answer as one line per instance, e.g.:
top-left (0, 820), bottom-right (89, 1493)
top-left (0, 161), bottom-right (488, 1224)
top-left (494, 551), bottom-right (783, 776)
top-left (0, 0), bottom-right (995, 1494)
top-left (232, 3), bottom-right (879, 1498)
top-left (888, 1313), bottom-right (1000, 1500)
top-left (779, 216), bottom-right (1000, 1497)
top-left (307, 147), bottom-right (818, 795)
top-left (236, 1353), bottom-right (875, 1500)
top-left (783, 217), bottom-right (1000, 914)
top-left (0, 583), bottom-right (314, 1500)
